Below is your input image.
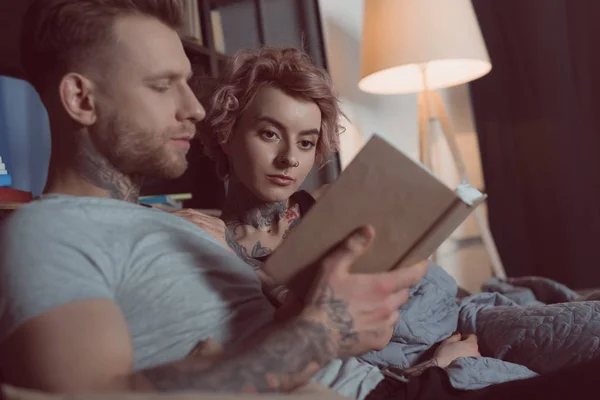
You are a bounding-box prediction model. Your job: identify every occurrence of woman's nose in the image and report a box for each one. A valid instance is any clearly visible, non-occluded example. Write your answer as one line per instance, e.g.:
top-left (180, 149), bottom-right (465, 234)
top-left (276, 154), bottom-right (299, 169)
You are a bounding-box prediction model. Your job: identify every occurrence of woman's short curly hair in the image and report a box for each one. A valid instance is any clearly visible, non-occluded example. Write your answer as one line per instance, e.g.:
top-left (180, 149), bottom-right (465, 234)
top-left (198, 46), bottom-right (344, 178)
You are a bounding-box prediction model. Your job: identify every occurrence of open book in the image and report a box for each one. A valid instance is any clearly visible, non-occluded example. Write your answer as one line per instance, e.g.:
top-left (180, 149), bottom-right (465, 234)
top-left (262, 134), bottom-right (486, 299)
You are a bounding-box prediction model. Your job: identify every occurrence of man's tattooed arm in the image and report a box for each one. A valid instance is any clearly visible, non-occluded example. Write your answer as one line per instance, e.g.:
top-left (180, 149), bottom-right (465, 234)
top-left (130, 308), bottom-right (340, 392)
top-left (312, 282), bottom-right (360, 355)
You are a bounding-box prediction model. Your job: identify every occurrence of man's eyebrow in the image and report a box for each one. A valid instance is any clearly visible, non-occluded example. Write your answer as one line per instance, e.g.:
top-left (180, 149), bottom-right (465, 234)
top-left (143, 70), bottom-right (194, 82)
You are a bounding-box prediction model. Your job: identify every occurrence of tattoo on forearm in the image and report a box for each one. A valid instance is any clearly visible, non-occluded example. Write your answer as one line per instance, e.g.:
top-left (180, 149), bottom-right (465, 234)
top-left (75, 136), bottom-right (142, 202)
top-left (312, 283), bottom-right (359, 354)
top-left (134, 318), bottom-right (337, 393)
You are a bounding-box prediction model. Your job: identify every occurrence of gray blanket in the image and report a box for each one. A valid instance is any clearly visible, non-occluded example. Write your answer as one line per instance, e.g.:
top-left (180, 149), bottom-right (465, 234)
top-left (359, 264), bottom-right (600, 390)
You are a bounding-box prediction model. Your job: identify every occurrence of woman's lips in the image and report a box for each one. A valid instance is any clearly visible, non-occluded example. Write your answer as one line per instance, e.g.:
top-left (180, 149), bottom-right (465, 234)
top-left (267, 175), bottom-right (295, 186)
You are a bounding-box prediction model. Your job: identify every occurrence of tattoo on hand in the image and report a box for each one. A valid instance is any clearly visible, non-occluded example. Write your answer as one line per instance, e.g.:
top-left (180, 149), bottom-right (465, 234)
top-left (313, 283), bottom-right (359, 354)
top-left (136, 318), bottom-right (337, 393)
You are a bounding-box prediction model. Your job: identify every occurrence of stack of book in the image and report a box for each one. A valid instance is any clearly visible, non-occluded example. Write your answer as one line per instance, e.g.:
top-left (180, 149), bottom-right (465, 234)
top-left (0, 156), bottom-right (11, 187)
top-left (139, 193), bottom-right (192, 209)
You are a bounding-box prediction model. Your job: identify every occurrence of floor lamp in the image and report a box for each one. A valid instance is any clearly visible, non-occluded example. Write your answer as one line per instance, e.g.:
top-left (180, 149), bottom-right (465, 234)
top-left (358, 0), bottom-right (506, 279)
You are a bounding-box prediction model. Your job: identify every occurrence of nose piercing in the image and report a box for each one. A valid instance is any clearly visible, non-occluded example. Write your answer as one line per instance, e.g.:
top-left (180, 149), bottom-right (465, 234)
top-left (278, 155), bottom-right (299, 168)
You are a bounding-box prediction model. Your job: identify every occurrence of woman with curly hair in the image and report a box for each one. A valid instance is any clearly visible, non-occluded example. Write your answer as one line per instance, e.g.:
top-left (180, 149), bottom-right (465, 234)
top-left (197, 46), bottom-right (344, 305)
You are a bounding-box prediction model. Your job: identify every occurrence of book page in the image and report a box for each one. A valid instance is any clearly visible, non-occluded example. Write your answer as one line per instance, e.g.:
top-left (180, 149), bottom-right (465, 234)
top-left (455, 184), bottom-right (485, 206)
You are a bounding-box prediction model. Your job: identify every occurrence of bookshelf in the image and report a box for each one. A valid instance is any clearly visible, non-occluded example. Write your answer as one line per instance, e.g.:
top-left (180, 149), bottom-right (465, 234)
top-left (142, 0), bottom-right (337, 209)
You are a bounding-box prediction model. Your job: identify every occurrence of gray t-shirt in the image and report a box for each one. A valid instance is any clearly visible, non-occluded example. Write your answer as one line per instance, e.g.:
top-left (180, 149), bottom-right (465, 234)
top-left (0, 195), bottom-right (383, 399)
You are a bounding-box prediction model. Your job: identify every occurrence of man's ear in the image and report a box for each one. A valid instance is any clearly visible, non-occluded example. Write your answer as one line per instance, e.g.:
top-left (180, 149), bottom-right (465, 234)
top-left (58, 73), bottom-right (97, 126)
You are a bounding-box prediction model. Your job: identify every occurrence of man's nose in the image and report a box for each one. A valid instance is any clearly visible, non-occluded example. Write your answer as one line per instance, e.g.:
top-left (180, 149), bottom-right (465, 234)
top-left (178, 85), bottom-right (206, 124)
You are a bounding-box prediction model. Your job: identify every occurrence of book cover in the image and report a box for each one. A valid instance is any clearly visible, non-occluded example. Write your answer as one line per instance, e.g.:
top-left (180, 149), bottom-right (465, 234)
top-left (263, 134), bottom-right (486, 298)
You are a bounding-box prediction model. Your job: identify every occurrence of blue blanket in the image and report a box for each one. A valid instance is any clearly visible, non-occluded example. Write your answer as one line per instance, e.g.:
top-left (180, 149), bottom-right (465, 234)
top-left (359, 264), bottom-right (600, 390)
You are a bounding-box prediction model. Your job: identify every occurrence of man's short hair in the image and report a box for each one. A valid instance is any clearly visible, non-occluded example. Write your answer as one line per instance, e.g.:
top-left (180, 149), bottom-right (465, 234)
top-left (20, 0), bottom-right (184, 95)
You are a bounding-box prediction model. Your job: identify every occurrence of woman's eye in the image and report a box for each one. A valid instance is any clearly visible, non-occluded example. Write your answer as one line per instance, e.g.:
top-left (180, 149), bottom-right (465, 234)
top-left (153, 85), bottom-right (170, 93)
top-left (261, 130), bottom-right (279, 140)
top-left (299, 140), bottom-right (316, 150)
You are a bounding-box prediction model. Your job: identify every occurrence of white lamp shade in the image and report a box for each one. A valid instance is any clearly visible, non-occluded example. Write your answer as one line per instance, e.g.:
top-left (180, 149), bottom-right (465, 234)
top-left (359, 0), bottom-right (492, 95)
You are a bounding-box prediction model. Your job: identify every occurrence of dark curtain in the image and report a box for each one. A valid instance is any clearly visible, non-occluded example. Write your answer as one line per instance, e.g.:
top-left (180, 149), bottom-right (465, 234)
top-left (470, 0), bottom-right (600, 289)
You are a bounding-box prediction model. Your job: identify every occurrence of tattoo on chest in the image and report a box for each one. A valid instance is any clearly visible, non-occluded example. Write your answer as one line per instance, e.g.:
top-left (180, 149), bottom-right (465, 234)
top-left (222, 184), bottom-right (305, 271)
top-left (282, 207), bottom-right (300, 239)
top-left (225, 230), bottom-right (268, 268)
top-left (282, 218), bottom-right (300, 239)
top-left (249, 241), bottom-right (271, 258)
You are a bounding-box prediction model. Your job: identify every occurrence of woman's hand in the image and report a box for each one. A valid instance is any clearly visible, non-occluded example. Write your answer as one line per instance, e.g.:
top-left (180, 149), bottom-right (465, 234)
top-left (434, 333), bottom-right (481, 368)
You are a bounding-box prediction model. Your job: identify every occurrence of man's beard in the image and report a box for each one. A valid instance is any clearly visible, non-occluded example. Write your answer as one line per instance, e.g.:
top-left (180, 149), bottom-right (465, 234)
top-left (90, 111), bottom-right (189, 180)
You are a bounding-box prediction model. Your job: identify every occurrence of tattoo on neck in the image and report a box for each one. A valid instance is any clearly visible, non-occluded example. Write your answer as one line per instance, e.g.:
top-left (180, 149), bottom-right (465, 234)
top-left (75, 136), bottom-right (142, 202)
top-left (312, 283), bottom-right (359, 355)
top-left (222, 179), bottom-right (287, 229)
top-left (135, 317), bottom-right (338, 393)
